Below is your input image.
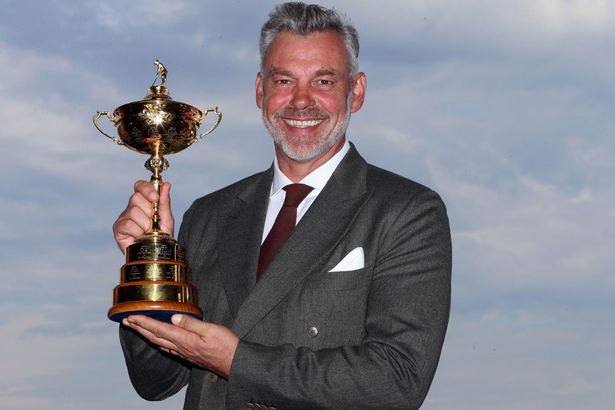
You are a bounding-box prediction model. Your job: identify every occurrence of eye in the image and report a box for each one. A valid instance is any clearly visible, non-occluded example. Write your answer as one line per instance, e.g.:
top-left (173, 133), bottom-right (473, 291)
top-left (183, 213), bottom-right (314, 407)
top-left (273, 78), bottom-right (293, 86)
top-left (314, 77), bottom-right (336, 88)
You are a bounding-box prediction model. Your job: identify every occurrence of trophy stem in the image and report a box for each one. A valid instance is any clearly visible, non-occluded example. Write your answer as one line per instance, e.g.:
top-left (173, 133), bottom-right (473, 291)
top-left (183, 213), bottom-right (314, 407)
top-left (144, 139), bottom-right (169, 233)
top-left (150, 169), bottom-right (162, 233)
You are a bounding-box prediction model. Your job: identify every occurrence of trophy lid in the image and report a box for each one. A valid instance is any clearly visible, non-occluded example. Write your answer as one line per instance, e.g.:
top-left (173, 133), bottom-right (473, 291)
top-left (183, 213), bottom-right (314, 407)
top-left (144, 85), bottom-right (172, 101)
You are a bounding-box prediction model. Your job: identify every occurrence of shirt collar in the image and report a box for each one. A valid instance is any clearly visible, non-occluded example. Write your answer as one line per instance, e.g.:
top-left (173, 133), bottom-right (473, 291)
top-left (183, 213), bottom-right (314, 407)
top-left (270, 139), bottom-right (351, 196)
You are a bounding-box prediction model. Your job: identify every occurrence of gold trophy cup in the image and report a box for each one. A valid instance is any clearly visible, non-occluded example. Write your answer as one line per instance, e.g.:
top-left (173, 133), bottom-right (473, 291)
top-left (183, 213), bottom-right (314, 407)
top-left (94, 60), bottom-right (221, 322)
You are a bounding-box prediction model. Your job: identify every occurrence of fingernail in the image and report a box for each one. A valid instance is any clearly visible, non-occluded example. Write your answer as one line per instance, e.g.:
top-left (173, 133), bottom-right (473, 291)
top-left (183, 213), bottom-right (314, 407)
top-left (171, 314), bottom-right (182, 324)
top-left (122, 318), bottom-right (129, 326)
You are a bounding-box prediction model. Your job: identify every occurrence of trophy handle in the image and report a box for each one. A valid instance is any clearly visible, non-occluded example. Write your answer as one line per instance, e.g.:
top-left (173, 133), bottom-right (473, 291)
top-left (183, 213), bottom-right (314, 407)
top-left (197, 107), bottom-right (222, 140)
top-left (93, 111), bottom-right (123, 145)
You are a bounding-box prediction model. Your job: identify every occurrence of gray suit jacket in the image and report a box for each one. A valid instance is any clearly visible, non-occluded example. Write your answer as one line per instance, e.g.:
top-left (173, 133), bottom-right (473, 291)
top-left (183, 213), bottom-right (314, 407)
top-left (120, 145), bottom-right (452, 409)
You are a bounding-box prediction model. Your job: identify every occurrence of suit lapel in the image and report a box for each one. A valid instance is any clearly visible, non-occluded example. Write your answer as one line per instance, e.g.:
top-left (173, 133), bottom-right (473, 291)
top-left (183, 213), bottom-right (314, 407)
top-left (217, 168), bottom-right (272, 318)
top-left (232, 146), bottom-right (371, 338)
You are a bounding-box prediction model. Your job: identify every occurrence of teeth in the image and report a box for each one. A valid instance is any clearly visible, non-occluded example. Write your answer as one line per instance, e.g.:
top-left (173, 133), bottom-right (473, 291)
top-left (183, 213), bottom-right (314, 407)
top-left (283, 119), bottom-right (323, 128)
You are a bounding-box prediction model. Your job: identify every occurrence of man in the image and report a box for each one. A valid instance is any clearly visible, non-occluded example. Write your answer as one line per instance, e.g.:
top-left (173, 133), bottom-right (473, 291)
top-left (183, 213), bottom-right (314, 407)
top-left (114, 2), bottom-right (451, 409)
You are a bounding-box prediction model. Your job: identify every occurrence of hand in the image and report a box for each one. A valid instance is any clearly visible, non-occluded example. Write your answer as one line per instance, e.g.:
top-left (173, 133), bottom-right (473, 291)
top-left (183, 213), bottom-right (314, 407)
top-left (112, 180), bottom-right (174, 253)
top-left (122, 314), bottom-right (239, 378)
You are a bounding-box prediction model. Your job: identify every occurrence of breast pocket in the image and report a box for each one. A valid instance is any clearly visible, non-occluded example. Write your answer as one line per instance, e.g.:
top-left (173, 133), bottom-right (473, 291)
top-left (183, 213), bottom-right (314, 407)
top-left (306, 265), bottom-right (373, 290)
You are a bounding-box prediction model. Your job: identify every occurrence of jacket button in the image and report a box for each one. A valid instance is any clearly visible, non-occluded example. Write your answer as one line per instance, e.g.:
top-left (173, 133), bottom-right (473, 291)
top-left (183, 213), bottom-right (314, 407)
top-left (307, 326), bottom-right (319, 337)
top-left (206, 372), bottom-right (219, 383)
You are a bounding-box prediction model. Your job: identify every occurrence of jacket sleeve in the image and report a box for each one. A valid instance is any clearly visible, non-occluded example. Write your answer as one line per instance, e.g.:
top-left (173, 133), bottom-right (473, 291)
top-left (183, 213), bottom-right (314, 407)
top-left (226, 189), bottom-right (452, 409)
top-left (119, 325), bottom-right (191, 401)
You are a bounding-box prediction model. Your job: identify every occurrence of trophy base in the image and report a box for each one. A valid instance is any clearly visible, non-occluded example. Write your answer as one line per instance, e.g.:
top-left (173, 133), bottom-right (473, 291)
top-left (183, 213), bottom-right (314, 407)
top-left (109, 232), bottom-right (203, 324)
top-left (109, 301), bottom-right (203, 323)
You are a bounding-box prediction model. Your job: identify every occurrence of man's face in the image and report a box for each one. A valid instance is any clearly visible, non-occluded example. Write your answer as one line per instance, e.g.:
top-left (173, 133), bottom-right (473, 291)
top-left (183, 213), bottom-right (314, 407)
top-left (256, 31), bottom-right (365, 163)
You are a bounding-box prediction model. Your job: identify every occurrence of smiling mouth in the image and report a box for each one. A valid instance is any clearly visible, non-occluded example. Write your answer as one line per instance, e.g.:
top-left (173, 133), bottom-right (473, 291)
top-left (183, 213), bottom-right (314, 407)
top-left (282, 118), bottom-right (324, 128)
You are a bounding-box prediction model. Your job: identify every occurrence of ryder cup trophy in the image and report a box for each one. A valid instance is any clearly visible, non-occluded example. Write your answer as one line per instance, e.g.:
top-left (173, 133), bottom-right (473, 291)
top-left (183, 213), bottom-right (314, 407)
top-left (93, 60), bottom-right (221, 322)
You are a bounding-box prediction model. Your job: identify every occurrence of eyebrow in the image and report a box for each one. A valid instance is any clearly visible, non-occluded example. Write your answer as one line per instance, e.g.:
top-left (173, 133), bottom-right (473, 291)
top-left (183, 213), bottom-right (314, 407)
top-left (314, 69), bottom-right (338, 77)
top-left (268, 68), bottom-right (293, 77)
top-left (266, 67), bottom-right (340, 77)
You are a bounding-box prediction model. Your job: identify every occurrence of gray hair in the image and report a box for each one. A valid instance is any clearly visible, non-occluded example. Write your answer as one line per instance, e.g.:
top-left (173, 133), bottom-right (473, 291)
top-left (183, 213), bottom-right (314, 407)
top-left (259, 2), bottom-right (360, 77)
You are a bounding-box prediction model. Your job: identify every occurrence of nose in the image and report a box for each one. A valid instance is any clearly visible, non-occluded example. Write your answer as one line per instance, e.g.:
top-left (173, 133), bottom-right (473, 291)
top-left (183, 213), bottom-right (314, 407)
top-left (290, 83), bottom-right (314, 110)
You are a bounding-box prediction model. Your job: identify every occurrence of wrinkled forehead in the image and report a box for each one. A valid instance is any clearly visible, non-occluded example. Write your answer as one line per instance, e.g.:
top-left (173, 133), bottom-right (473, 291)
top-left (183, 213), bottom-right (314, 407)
top-left (262, 31), bottom-right (350, 76)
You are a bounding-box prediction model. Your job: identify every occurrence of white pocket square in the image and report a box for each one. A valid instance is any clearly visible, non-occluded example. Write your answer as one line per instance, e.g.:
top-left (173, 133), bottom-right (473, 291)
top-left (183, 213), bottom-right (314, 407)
top-left (329, 247), bottom-right (364, 272)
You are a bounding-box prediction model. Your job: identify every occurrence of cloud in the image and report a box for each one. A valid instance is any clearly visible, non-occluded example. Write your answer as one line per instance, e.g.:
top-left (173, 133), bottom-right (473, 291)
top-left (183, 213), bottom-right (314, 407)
top-left (530, 0), bottom-right (613, 33)
top-left (86, 0), bottom-right (189, 32)
top-left (429, 303), bottom-right (615, 410)
top-left (432, 153), bottom-right (615, 289)
top-left (0, 41), bottom-right (132, 184)
top-left (1, 1), bottom-right (615, 409)
top-left (0, 310), bottom-right (186, 410)
top-left (354, 0), bottom-right (615, 45)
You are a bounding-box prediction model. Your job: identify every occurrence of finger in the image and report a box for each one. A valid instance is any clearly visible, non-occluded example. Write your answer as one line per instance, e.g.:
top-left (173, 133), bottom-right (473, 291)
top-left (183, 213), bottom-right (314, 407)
top-left (113, 181), bottom-right (158, 252)
top-left (128, 189), bottom-right (157, 213)
top-left (125, 315), bottom-right (188, 343)
top-left (113, 215), bottom-right (148, 254)
top-left (134, 180), bottom-right (174, 237)
top-left (159, 347), bottom-right (178, 355)
top-left (114, 217), bottom-right (146, 242)
top-left (140, 327), bottom-right (178, 351)
top-left (134, 180), bottom-right (160, 203)
top-left (171, 314), bottom-right (207, 338)
top-left (113, 199), bottom-right (153, 240)
top-left (157, 182), bottom-right (175, 236)
top-left (121, 199), bottom-right (154, 230)
top-left (123, 316), bottom-right (181, 350)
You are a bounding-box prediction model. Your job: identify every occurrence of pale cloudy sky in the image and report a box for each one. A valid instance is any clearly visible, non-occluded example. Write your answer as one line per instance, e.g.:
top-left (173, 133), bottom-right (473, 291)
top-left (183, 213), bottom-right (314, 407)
top-left (1, 1), bottom-right (614, 409)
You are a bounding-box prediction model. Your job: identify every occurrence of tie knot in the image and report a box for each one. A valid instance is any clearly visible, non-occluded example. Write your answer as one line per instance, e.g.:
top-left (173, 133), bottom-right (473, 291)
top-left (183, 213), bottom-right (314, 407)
top-left (283, 184), bottom-right (313, 207)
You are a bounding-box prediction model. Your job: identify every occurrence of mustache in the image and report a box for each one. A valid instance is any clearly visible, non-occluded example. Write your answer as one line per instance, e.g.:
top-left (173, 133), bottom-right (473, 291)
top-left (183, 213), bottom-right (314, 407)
top-left (273, 108), bottom-right (329, 119)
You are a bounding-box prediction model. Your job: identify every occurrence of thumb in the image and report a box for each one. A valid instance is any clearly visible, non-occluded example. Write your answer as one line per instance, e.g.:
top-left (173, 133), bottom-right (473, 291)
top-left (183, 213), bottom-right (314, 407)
top-left (172, 314), bottom-right (207, 337)
top-left (158, 181), bottom-right (175, 237)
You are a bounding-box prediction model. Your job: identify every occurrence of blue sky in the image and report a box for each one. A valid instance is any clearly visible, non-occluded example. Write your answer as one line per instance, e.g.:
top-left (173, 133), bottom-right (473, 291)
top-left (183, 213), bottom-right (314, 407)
top-left (1, 1), bottom-right (614, 409)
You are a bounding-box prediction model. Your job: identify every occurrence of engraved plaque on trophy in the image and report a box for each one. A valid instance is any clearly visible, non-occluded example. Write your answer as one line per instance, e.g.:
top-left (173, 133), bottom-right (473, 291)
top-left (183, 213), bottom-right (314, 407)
top-left (93, 60), bottom-right (221, 322)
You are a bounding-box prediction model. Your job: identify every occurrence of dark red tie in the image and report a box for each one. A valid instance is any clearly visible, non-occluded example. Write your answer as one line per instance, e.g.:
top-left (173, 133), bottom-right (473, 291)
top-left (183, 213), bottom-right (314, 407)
top-left (257, 183), bottom-right (313, 280)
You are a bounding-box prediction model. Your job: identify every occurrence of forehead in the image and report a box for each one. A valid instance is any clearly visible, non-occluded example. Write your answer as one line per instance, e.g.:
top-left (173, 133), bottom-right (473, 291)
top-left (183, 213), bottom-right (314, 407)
top-left (264, 31), bottom-right (349, 74)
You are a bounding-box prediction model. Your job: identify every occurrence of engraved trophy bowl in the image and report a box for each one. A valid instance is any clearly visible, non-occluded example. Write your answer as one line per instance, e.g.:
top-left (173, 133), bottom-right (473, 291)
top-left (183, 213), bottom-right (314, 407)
top-left (93, 60), bottom-right (221, 323)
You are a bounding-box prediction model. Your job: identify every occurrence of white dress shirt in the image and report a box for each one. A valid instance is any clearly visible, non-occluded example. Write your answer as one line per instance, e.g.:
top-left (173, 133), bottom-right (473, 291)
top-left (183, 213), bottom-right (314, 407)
top-left (261, 140), bottom-right (351, 243)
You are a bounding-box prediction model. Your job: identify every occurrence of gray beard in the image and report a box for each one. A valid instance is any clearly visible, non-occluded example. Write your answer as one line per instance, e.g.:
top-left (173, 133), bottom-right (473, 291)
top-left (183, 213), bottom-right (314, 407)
top-left (262, 95), bottom-right (353, 162)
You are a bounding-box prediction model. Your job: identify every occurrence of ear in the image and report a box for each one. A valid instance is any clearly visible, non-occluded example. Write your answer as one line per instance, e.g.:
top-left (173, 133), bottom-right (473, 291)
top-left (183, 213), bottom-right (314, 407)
top-left (255, 72), bottom-right (263, 109)
top-left (350, 72), bottom-right (367, 113)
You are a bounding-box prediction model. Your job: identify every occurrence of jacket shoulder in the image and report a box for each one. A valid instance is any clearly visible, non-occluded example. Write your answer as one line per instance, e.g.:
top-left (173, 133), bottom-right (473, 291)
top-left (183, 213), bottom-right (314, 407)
top-left (178, 169), bottom-right (270, 242)
top-left (366, 163), bottom-right (438, 199)
top-left (190, 169), bottom-right (270, 209)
